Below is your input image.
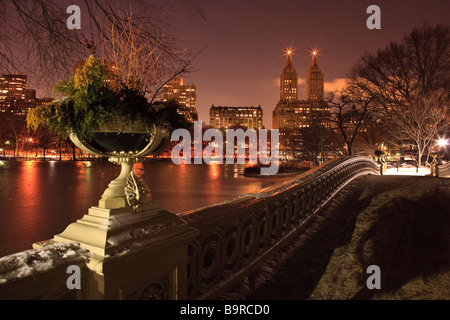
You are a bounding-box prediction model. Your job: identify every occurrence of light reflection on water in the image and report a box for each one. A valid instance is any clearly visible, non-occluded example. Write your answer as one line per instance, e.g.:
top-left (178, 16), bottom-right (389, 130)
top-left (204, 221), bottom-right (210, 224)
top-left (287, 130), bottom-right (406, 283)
top-left (0, 160), bottom-right (290, 257)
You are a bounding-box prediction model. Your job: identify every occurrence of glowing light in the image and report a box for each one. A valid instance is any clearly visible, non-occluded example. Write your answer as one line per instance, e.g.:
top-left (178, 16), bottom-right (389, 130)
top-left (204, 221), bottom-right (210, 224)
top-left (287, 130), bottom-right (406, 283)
top-left (310, 49), bottom-right (320, 58)
top-left (283, 47), bottom-right (295, 57)
top-left (28, 138), bottom-right (33, 143)
top-left (438, 138), bottom-right (448, 147)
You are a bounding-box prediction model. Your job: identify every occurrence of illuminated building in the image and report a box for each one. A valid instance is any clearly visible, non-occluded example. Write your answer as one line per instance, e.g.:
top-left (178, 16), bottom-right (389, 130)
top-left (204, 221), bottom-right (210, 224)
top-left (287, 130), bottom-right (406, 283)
top-left (0, 74), bottom-right (27, 100)
top-left (209, 105), bottom-right (263, 130)
top-left (273, 51), bottom-right (328, 131)
top-left (0, 74), bottom-right (52, 123)
top-left (307, 51), bottom-right (324, 101)
top-left (280, 51), bottom-right (298, 102)
top-left (272, 51), bottom-right (329, 158)
top-left (163, 76), bottom-right (197, 122)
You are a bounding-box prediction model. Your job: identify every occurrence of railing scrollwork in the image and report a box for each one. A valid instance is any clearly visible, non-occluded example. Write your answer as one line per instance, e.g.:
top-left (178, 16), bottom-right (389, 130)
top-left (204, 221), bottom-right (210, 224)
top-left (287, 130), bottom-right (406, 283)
top-left (181, 156), bottom-right (380, 299)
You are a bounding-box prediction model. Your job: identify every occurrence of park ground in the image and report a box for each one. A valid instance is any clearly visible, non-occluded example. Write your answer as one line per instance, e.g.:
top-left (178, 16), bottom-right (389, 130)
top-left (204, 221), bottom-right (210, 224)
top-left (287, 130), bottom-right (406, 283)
top-left (222, 174), bottom-right (450, 300)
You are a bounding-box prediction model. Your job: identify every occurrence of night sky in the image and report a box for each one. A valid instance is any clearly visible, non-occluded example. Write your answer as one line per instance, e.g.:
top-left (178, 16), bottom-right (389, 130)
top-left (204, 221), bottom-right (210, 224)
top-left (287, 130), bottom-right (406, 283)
top-left (169, 0), bottom-right (449, 128)
top-left (23, 1), bottom-right (449, 128)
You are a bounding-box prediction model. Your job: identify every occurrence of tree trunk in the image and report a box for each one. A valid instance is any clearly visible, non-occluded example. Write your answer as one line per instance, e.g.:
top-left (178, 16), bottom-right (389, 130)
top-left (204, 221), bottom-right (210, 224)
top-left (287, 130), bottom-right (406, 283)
top-left (346, 142), bottom-right (353, 156)
top-left (72, 142), bottom-right (77, 161)
top-left (426, 147), bottom-right (431, 165)
top-left (417, 148), bottom-right (423, 168)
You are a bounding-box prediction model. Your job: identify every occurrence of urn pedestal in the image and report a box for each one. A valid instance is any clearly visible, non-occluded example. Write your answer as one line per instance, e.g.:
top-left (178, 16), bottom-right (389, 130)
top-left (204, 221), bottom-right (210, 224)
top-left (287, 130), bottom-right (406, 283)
top-left (39, 122), bottom-right (199, 299)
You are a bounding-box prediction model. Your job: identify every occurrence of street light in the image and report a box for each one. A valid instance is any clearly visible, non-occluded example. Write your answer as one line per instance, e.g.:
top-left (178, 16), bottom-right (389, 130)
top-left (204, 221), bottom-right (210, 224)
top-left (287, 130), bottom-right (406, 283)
top-left (437, 138), bottom-right (448, 148)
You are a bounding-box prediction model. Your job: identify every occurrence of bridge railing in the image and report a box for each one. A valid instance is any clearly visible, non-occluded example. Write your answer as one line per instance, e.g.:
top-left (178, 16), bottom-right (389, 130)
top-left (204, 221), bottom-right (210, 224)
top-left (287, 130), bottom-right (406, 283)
top-left (0, 242), bottom-right (90, 299)
top-left (180, 156), bottom-right (380, 299)
top-left (436, 161), bottom-right (450, 178)
top-left (0, 156), bottom-right (380, 300)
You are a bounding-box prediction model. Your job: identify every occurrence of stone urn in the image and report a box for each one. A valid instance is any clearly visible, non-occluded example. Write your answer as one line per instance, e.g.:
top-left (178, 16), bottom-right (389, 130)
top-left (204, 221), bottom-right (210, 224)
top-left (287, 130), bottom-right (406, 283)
top-left (69, 116), bottom-right (170, 211)
top-left (48, 116), bottom-right (195, 268)
top-left (39, 116), bottom-right (198, 299)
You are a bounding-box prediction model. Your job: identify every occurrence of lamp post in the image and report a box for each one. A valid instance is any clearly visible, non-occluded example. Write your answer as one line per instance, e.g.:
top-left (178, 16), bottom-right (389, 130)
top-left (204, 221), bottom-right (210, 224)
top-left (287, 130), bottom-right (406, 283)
top-left (27, 138), bottom-right (34, 160)
top-left (5, 140), bottom-right (10, 157)
top-left (431, 138), bottom-right (448, 176)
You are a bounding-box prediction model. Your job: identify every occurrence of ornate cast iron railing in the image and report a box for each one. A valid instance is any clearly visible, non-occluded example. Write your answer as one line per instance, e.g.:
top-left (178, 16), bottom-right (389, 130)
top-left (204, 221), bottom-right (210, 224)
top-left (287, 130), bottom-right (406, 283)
top-left (180, 156), bottom-right (380, 299)
top-left (0, 156), bottom-right (381, 300)
top-left (436, 161), bottom-right (450, 178)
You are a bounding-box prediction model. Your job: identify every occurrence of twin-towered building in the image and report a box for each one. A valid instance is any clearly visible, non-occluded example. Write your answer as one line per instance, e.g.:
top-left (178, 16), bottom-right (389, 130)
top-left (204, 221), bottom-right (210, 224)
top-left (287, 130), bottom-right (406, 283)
top-left (207, 50), bottom-right (328, 133)
top-left (273, 51), bottom-right (328, 130)
top-left (163, 49), bottom-right (329, 138)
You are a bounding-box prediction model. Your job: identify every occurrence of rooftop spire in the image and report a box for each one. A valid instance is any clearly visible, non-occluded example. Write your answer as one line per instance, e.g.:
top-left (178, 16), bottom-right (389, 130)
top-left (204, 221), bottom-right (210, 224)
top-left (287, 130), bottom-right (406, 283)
top-left (285, 50), bottom-right (293, 69)
top-left (311, 51), bottom-right (319, 68)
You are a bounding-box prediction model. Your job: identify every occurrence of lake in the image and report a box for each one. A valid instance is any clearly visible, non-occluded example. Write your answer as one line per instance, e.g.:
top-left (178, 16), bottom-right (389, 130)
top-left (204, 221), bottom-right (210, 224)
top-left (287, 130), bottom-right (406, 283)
top-left (0, 160), bottom-right (291, 257)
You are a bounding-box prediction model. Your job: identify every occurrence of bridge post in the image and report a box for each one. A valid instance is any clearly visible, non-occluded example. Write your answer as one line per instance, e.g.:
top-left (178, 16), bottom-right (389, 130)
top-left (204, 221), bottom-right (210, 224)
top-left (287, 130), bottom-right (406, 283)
top-left (380, 162), bottom-right (386, 175)
top-left (48, 202), bottom-right (198, 299)
top-left (436, 162), bottom-right (450, 177)
top-left (430, 163), bottom-right (436, 176)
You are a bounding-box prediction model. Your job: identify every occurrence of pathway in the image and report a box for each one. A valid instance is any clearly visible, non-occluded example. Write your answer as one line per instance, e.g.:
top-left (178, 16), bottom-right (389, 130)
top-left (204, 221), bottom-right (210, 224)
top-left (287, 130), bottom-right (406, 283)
top-left (222, 174), bottom-right (450, 300)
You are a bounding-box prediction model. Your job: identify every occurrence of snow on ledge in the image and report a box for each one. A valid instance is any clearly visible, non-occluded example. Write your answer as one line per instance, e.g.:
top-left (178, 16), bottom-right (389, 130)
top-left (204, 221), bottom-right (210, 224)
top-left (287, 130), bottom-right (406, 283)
top-left (0, 242), bottom-right (91, 284)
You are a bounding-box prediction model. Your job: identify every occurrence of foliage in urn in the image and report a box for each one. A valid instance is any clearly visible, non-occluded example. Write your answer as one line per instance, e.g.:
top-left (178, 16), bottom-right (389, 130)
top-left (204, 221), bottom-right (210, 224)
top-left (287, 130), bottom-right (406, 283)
top-left (27, 56), bottom-right (191, 140)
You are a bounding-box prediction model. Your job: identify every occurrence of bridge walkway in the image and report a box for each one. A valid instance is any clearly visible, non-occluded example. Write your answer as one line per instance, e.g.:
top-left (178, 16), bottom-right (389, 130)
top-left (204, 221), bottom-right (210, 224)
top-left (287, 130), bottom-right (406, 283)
top-left (222, 174), bottom-right (450, 300)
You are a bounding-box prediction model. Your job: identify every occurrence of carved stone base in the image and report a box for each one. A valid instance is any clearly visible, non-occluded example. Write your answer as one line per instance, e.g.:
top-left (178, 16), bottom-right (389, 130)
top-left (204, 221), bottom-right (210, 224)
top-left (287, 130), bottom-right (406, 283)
top-left (47, 198), bottom-right (199, 299)
top-left (53, 201), bottom-right (191, 272)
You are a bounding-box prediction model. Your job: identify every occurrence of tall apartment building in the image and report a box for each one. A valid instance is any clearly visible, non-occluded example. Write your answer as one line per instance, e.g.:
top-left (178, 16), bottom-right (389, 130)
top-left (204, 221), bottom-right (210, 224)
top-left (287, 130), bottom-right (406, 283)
top-left (163, 76), bottom-right (197, 122)
top-left (272, 51), bottom-right (329, 159)
top-left (0, 74), bottom-right (52, 118)
top-left (272, 51), bottom-right (328, 130)
top-left (209, 105), bottom-right (263, 130)
top-left (307, 53), bottom-right (325, 101)
top-left (0, 74), bottom-right (27, 100)
top-left (280, 52), bottom-right (298, 102)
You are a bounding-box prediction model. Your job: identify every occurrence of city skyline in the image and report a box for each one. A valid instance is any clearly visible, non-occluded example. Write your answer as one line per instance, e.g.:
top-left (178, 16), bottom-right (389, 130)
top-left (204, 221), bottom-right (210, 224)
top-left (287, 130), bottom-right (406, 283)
top-left (166, 0), bottom-right (449, 128)
top-left (0, 0), bottom-right (448, 302)
top-left (6, 1), bottom-right (449, 130)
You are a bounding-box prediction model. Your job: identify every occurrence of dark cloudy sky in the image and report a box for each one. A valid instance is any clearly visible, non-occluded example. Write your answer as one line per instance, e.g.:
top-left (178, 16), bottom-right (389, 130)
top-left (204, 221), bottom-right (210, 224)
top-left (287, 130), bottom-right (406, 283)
top-left (169, 0), bottom-right (449, 128)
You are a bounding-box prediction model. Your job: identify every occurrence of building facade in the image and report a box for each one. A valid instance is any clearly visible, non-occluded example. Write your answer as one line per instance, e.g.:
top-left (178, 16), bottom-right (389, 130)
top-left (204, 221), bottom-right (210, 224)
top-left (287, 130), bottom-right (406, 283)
top-left (163, 76), bottom-right (197, 122)
top-left (307, 53), bottom-right (325, 101)
top-left (0, 74), bottom-right (53, 142)
top-left (0, 74), bottom-right (27, 100)
top-left (273, 51), bottom-right (328, 131)
top-left (209, 105), bottom-right (263, 130)
top-left (0, 74), bottom-right (52, 117)
top-left (272, 52), bottom-right (330, 159)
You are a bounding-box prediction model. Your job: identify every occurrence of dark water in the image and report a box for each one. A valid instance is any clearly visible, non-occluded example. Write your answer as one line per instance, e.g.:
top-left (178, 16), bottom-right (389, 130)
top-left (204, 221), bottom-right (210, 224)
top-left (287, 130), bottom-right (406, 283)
top-left (0, 160), bottom-right (290, 257)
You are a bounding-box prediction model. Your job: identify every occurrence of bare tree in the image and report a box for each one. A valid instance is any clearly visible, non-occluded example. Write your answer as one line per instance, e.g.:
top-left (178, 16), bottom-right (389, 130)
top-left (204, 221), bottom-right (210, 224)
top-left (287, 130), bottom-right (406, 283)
top-left (96, 8), bottom-right (197, 102)
top-left (0, 0), bottom-right (202, 95)
top-left (325, 84), bottom-right (376, 156)
top-left (296, 119), bottom-right (340, 165)
top-left (390, 91), bottom-right (448, 165)
top-left (348, 23), bottom-right (450, 166)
